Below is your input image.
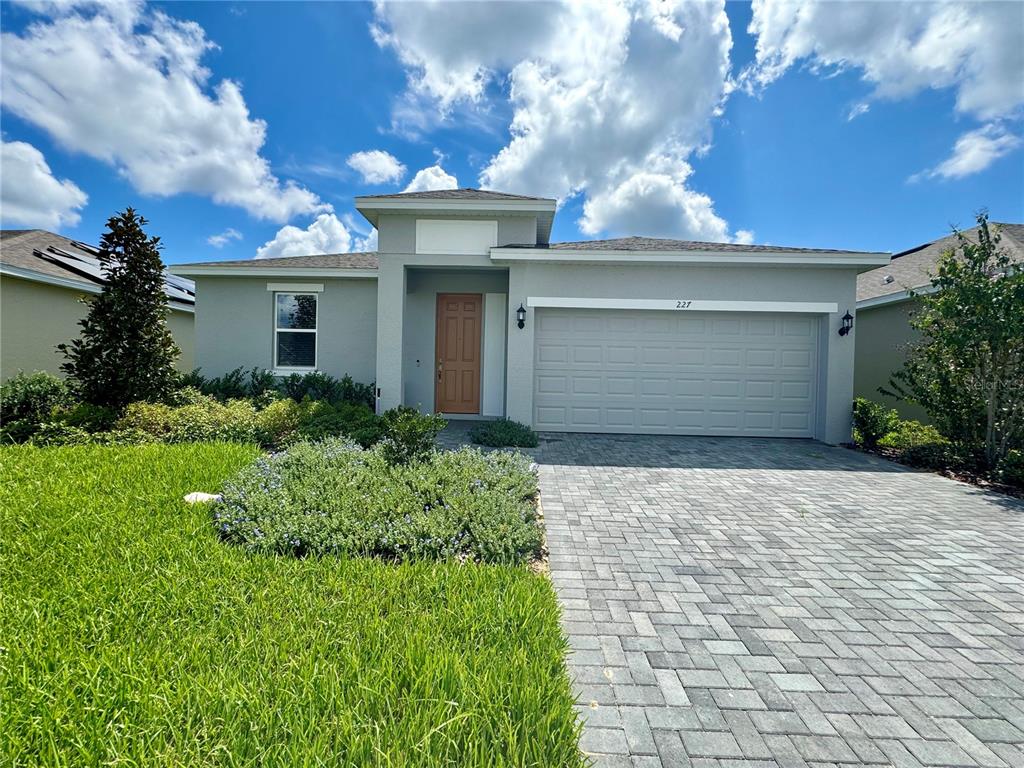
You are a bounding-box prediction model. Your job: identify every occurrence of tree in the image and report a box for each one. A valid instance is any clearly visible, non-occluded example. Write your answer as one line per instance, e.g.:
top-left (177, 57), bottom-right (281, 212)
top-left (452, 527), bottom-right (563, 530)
top-left (885, 213), bottom-right (1023, 469)
top-left (60, 208), bottom-right (180, 408)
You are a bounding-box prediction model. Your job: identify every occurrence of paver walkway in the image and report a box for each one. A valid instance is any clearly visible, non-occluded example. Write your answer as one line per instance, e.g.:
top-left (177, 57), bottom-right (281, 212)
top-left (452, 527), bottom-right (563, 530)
top-left (534, 433), bottom-right (1024, 767)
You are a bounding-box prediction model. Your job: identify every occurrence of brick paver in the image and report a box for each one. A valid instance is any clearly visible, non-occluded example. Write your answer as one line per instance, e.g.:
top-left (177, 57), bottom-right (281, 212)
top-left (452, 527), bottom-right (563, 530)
top-left (532, 433), bottom-right (1024, 767)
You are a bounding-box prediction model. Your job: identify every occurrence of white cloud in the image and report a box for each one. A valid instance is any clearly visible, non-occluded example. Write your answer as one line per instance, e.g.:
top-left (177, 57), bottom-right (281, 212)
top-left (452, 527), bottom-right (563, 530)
top-left (734, 229), bottom-right (755, 245)
top-left (207, 227), bottom-right (242, 248)
top-left (0, 139), bottom-right (88, 228)
top-left (1, 3), bottom-right (326, 222)
top-left (911, 123), bottom-right (1022, 182)
top-left (403, 164), bottom-right (458, 193)
top-left (346, 150), bottom-right (406, 185)
top-left (745, 0), bottom-right (1024, 122)
top-left (847, 103), bottom-right (870, 121)
top-left (373, 0), bottom-right (744, 242)
top-left (256, 213), bottom-right (376, 259)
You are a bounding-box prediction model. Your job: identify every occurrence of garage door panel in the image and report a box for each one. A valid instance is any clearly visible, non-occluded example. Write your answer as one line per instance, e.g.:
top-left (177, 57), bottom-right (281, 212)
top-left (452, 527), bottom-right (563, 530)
top-left (534, 309), bottom-right (819, 438)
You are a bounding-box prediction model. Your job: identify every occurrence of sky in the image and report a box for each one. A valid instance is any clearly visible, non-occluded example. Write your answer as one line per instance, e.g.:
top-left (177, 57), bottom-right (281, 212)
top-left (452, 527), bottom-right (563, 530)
top-left (1, 0), bottom-right (1022, 266)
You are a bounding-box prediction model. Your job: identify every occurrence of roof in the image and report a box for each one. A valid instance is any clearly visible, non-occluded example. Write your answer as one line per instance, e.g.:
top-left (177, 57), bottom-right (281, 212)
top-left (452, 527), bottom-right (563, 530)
top-left (357, 187), bottom-right (553, 202)
top-left (529, 236), bottom-right (885, 256)
top-left (0, 228), bottom-right (195, 308)
top-left (857, 222), bottom-right (1024, 303)
top-left (174, 252), bottom-right (379, 270)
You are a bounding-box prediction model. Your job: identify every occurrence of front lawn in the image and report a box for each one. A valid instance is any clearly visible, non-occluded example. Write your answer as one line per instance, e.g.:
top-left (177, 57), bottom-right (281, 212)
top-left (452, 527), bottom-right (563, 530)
top-left (0, 444), bottom-right (583, 767)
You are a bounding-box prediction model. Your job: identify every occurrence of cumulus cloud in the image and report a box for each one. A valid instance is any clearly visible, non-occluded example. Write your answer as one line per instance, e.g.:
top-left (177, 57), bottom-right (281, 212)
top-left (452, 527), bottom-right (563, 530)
top-left (0, 139), bottom-right (88, 228)
top-left (745, 1), bottom-right (1024, 122)
top-left (373, 0), bottom-right (742, 242)
top-left (734, 229), bottom-right (755, 245)
top-left (1, 2), bottom-right (326, 222)
top-left (256, 214), bottom-right (376, 259)
top-left (346, 150), bottom-right (406, 185)
top-left (207, 227), bottom-right (243, 248)
top-left (911, 123), bottom-right (1022, 182)
top-left (403, 163), bottom-right (459, 193)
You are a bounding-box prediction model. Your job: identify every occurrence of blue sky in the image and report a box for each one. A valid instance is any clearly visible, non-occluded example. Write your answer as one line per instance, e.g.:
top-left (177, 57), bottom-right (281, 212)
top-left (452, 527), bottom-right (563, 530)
top-left (1, 1), bottom-right (1021, 265)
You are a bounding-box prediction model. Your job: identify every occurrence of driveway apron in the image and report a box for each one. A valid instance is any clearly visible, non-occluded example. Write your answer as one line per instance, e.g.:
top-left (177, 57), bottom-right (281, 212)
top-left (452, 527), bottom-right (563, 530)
top-left (536, 433), bottom-right (1024, 767)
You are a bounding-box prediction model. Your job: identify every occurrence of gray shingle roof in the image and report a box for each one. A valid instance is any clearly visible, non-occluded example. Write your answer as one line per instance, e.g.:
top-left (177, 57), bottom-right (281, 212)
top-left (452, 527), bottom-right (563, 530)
top-left (535, 236), bottom-right (885, 256)
top-left (174, 252), bottom-right (379, 269)
top-left (1, 228), bottom-right (195, 307)
top-left (857, 222), bottom-right (1024, 302)
top-left (357, 187), bottom-right (553, 202)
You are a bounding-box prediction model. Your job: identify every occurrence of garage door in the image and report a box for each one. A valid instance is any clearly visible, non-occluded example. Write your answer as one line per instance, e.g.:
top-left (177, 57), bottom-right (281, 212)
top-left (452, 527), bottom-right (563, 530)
top-left (533, 309), bottom-right (819, 437)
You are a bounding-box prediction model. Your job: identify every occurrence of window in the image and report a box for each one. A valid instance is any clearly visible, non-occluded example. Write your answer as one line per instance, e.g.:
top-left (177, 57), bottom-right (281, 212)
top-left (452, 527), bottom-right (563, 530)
top-left (274, 292), bottom-right (317, 370)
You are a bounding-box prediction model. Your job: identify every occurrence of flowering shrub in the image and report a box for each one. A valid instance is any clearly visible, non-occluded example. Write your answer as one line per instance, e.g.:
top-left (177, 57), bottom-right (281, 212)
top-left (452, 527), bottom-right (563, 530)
top-left (214, 438), bottom-right (542, 564)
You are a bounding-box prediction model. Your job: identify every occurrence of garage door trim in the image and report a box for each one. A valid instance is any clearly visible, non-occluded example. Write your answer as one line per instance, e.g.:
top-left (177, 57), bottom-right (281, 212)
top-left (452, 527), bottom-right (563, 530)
top-left (527, 296), bottom-right (839, 314)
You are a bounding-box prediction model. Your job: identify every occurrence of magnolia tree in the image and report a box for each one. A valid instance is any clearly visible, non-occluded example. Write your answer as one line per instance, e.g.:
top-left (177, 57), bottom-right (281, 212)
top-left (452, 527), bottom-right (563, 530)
top-left (885, 213), bottom-right (1023, 469)
top-left (60, 208), bottom-right (180, 408)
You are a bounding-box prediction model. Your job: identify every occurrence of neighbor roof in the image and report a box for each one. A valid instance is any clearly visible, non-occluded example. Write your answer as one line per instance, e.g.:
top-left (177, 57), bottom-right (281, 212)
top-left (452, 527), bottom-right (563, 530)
top-left (857, 222), bottom-right (1024, 303)
top-left (0, 228), bottom-right (195, 308)
top-left (357, 188), bottom-right (553, 202)
top-left (173, 252), bottom-right (379, 270)
top-left (523, 236), bottom-right (886, 256)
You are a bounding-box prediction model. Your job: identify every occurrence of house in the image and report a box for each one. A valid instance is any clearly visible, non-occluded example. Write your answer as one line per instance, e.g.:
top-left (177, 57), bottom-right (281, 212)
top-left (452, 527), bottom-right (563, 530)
top-left (0, 229), bottom-right (195, 379)
top-left (173, 189), bottom-right (890, 444)
top-left (854, 222), bottom-right (1024, 420)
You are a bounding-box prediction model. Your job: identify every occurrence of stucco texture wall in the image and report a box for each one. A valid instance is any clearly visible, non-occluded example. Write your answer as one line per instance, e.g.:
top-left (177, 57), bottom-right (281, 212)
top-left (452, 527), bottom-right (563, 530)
top-left (193, 276), bottom-right (377, 385)
top-left (503, 262), bottom-right (861, 444)
top-left (854, 299), bottom-right (928, 422)
top-left (377, 214), bottom-right (537, 254)
top-left (0, 275), bottom-right (194, 379)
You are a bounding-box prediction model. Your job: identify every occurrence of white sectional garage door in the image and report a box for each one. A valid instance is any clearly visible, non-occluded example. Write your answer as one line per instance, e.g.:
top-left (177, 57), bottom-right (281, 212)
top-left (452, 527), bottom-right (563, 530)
top-left (533, 309), bottom-right (819, 437)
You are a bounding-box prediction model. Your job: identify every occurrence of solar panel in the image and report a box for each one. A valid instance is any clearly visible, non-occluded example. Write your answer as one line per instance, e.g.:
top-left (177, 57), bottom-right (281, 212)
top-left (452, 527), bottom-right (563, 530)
top-left (35, 246), bottom-right (195, 305)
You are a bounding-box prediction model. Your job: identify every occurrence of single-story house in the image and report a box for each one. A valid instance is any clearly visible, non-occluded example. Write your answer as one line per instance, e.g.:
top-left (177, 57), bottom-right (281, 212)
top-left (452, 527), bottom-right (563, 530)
top-left (173, 189), bottom-right (890, 444)
top-left (854, 222), bottom-right (1023, 420)
top-left (0, 229), bottom-right (196, 379)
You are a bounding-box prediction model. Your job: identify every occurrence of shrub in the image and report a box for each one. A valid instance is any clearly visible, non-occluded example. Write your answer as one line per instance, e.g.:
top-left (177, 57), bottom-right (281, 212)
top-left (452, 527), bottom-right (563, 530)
top-left (116, 396), bottom-right (261, 444)
top-left (877, 420), bottom-right (953, 469)
top-left (1, 371), bottom-right (72, 425)
top-left (291, 402), bottom-right (384, 447)
top-left (56, 402), bottom-right (119, 432)
top-left (469, 418), bottom-right (539, 448)
top-left (28, 423), bottom-right (94, 447)
top-left (851, 397), bottom-right (899, 448)
top-left (279, 371), bottom-right (341, 402)
top-left (997, 450), bottom-right (1024, 488)
top-left (379, 406), bottom-right (446, 464)
top-left (214, 439), bottom-right (542, 563)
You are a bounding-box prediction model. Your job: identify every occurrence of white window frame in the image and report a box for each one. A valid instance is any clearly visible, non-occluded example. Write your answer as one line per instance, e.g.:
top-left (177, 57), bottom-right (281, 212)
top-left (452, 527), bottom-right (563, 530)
top-left (273, 291), bottom-right (318, 372)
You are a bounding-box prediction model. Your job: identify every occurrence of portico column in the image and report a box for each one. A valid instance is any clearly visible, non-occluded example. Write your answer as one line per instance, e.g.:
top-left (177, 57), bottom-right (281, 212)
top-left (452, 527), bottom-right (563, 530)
top-left (375, 258), bottom-right (405, 412)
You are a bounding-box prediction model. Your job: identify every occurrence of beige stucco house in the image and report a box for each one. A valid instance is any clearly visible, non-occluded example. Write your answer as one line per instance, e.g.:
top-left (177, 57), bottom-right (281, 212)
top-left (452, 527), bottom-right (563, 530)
top-left (0, 229), bottom-right (195, 380)
top-left (855, 222), bottom-right (1023, 420)
top-left (174, 188), bottom-right (891, 444)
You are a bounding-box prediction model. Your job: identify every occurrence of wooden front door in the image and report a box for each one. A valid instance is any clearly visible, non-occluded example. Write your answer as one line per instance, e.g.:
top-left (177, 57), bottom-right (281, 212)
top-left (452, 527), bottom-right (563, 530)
top-left (435, 293), bottom-right (482, 413)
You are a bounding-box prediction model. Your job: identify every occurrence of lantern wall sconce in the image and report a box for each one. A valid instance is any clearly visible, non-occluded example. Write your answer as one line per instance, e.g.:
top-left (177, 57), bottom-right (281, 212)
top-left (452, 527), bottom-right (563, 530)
top-left (838, 311), bottom-right (854, 336)
top-left (516, 303), bottom-right (526, 329)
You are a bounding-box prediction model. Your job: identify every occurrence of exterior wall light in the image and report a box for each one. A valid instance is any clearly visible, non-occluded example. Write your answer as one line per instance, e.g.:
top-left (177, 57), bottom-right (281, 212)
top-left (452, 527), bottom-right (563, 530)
top-left (838, 311), bottom-right (854, 336)
top-left (516, 303), bottom-right (526, 329)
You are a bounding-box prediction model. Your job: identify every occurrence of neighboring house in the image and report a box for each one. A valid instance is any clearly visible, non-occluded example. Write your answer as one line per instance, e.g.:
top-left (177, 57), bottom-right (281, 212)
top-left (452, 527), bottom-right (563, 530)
top-left (855, 222), bottom-right (1024, 420)
top-left (0, 229), bottom-right (196, 379)
top-left (173, 188), bottom-right (889, 444)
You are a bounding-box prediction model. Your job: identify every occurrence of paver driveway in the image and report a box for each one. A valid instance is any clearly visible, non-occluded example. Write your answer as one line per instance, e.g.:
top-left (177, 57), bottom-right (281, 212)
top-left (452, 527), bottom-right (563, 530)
top-left (536, 434), bottom-right (1024, 767)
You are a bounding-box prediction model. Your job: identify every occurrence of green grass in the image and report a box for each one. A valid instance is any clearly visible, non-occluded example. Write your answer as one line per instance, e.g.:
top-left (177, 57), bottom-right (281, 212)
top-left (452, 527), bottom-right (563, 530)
top-left (0, 444), bottom-right (583, 767)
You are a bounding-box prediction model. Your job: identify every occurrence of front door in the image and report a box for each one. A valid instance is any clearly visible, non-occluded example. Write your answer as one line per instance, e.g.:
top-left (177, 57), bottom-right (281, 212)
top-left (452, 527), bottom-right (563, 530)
top-left (435, 293), bottom-right (482, 413)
